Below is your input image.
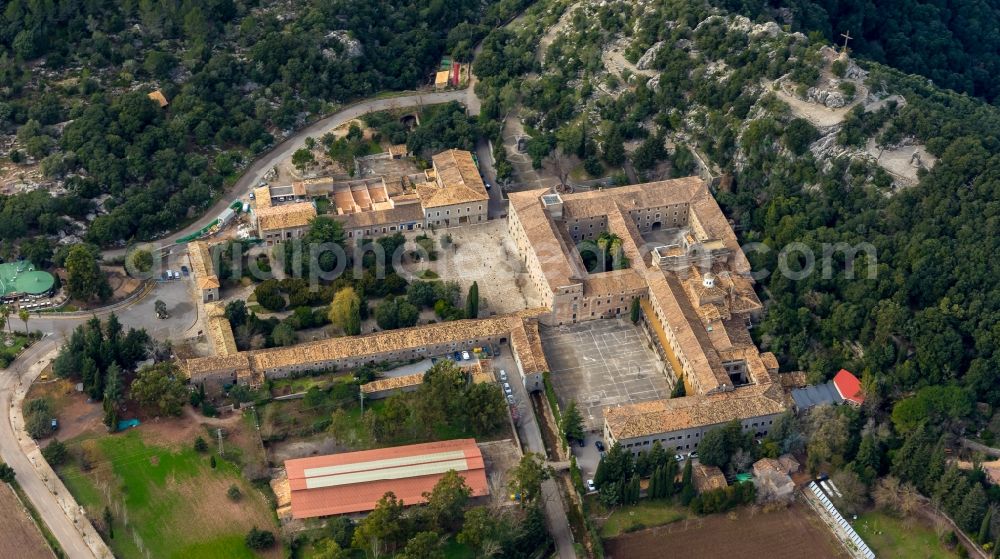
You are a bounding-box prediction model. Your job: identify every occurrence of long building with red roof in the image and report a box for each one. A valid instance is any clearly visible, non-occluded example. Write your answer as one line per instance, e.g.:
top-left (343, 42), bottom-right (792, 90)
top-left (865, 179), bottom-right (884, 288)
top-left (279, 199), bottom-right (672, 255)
top-left (284, 439), bottom-right (489, 518)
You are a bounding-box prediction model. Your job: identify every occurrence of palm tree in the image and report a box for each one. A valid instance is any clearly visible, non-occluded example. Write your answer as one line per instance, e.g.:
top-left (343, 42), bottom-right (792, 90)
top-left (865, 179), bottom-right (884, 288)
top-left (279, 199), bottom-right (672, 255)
top-left (18, 308), bottom-right (29, 335)
top-left (0, 305), bottom-right (10, 335)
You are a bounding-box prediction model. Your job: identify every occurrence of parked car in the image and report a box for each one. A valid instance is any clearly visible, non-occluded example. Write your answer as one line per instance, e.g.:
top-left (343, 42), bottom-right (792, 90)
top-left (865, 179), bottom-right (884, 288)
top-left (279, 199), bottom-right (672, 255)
top-left (503, 382), bottom-right (512, 395)
top-left (461, 350), bottom-right (471, 360)
top-left (160, 271), bottom-right (168, 281)
top-left (674, 454), bottom-right (686, 462)
top-left (688, 451), bottom-right (699, 459)
top-left (595, 440), bottom-right (605, 452)
top-left (453, 351), bottom-right (462, 361)
top-left (577, 438), bottom-right (586, 448)
top-left (586, 479), bottom-right (596, 492)
top-left (499, 369), bottom-right (508, 381)
top-left (506, 394), bottom-right (515, 405)
top-left (166, 269), bottom-right (174, 279)
top-left (485, 182), bottom-right (492, 190)
top-left (181, 265), bottom-right (190, 277)
top-left (51, 418), bottom-right (58, 431)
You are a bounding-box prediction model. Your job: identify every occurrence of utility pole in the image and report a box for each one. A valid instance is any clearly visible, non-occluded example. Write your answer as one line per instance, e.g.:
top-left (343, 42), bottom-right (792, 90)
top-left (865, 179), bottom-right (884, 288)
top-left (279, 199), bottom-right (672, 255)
top-left (216, 428), bottom-right (224, 457)
top-left (359, 386), bottom-right (364, 414)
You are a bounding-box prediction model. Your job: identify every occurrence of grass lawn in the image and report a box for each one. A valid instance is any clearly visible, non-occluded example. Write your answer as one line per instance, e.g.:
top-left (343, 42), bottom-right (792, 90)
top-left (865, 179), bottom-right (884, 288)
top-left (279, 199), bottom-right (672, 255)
top-left (442, 538), bottom-right (475, 559)
top-left (590, 499), bottom-right (689, 538)
top-left (59, 430), bottom-right (280, 559)
top-left (0, 332), bottom-right (33, 366)
top-left (853, 511), bottom-right (961, 559)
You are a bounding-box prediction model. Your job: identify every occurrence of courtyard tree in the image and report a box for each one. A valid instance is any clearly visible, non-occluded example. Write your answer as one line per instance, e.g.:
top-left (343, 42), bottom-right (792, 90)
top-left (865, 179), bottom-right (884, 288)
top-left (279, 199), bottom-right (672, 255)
top-left (399, 531), bottom-right (444, 559)
top-left (560, 400), bottom-right (585, 443)
top-left (132, 248), bottom-right (153, 274)
top-left (65, 244), bottom-right (112, 302)
top-left (465, 281), bottom-right (479, 318)
top-left (271, 323), bottom-right (296, 347)
top-left (313, 540), bottom-right (350, 559)
top-left (424, 470), bottom-right (472, 533)
top-left (291, 147), bottom-right (315, 171)
top-left (352, 492), bottom-right (408, 553)
top-left (329, 287), bottom-right (361, 335)
top-left (0, 304), bottom-right (9, 334)
top-left (630, 296), bottom-right (640, 323)
top-left (129, 362), bottom-right (187, 416)
top-left (18, 308), bottom-right (29, 334)
top-left (102, 363), bottom-right (123, 430)
top-left (154, 299), bottom-right (168, 319)
top-left (509, 453), bottom-right (551, 506)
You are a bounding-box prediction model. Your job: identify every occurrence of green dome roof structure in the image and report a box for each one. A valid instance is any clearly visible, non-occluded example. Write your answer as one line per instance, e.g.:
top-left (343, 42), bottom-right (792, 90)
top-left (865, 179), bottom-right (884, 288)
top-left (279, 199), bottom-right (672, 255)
top-left (0, 262), bottom-right (56, 296)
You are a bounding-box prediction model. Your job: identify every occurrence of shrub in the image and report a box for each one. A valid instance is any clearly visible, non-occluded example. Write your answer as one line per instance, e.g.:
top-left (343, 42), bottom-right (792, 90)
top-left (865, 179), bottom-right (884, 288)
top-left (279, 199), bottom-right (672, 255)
top-left (245, 527), bottom-right (276, 550)
top-left (42, 439), bottom-right (68, 466)
top-left (194, 437), bottom-right (208, 452)
top-left (227, 484), bottom-right (242, 501)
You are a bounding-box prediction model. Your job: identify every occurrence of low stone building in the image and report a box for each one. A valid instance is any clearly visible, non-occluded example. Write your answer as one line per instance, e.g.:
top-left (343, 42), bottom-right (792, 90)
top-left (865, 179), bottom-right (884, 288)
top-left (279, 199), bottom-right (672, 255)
top-left (753, 457), bottom-right (795, 502)
top-left (188, 241), bottom-right (220, 303)
top-left (183, 310), bottom-right (550, 393)
top-left (692, 463), bottom-right (727, 493)
top-left (255, 201), bottom-right (318, 245)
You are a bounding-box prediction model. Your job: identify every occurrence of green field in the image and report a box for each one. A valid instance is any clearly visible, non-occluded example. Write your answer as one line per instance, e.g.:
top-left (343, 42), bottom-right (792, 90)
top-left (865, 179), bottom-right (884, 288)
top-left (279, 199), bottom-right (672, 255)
top-left (59, 430), bottom-right (279, 559)
top-left (588, 498), bottom-right (689, 538)
top-left (854, 511), bottom-right (961, 559)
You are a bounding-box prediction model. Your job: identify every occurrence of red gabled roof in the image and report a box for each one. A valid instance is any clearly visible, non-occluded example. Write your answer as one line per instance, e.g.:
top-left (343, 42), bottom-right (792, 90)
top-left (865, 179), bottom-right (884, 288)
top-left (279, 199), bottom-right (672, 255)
top-left (285, 439), bottom-right (489, 518)
top-left (833, 369), bottom-right (864, 404)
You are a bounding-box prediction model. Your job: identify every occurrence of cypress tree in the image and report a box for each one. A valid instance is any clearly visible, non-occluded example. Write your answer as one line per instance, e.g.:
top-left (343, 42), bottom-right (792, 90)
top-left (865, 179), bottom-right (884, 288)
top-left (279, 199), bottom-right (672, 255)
top-left (648, 467), bottom-right (660, 500)
top-left (466, 282), bottom-right (479, 318)
top-left (978, 505), bottom-right (993, 543)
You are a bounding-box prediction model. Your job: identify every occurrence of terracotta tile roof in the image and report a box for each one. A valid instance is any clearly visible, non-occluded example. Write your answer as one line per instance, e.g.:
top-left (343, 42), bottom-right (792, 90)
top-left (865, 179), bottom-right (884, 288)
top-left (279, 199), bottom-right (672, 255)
top-left (284, 439), bottom-right (488, 518)
top-left (188, 241), bottom-right (220, 290)
top-left (603, 383), bottom-right (786, 441)
top-left (693, 463), bottom-right (728, 493)
top-left (508, 189), bottom-right (583, 291)
top-left (361, 373), bottom-right (424, 394)
top-left (256, 201), bottom-right (317, 232)
top-left (582, 269), bottom-right (646, 297)
top-left (254, 186), bottom-right (273, 209)
top-left (184, 353), bottom-right (251, 380)
top-left (416, 150), bottom-right (488, 208)
top-left (250, 311), bottom-right (543, 372)
top-left (561, 178), bottom-right (703, 219)
top-left (207, 316), bottom-right (238, 356)
top-left (338, 202), bottom-right (424, 230)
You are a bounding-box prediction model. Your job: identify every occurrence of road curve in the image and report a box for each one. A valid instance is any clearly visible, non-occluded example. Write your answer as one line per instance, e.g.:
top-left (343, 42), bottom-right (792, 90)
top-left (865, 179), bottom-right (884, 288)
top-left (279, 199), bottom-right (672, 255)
top-left (103, 88), bottom-right (472, 259)
top-left (0, 339), bottom-right (102, 559)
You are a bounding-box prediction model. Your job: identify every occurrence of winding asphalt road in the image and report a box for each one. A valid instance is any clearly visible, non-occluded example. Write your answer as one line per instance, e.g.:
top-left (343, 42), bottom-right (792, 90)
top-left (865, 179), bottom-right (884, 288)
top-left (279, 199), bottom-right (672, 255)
top-left (0, 337), bottom-right (95, 557)
top-left (103, 88), bottom-right (476, 260)
top-left (0, 279), bottom-right (193, 558)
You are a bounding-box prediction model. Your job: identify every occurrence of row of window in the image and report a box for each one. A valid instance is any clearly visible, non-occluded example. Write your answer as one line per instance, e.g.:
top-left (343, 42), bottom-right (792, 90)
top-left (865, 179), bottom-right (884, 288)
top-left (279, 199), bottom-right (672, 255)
top-left (427, 205), bottom-right (484, 218)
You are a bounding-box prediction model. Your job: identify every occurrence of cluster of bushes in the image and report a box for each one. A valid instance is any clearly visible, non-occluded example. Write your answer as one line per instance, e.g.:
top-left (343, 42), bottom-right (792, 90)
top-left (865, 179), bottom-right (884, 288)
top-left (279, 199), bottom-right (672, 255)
top-left (689, 481), bottom-right (756, 515)
top-left (24, 398), bottom-right (54, 439)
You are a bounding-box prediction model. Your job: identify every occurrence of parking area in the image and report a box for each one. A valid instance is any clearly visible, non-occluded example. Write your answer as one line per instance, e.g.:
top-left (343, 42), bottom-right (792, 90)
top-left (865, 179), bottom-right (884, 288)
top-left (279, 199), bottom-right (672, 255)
top-left (542, 320), bottom-right (670, 431)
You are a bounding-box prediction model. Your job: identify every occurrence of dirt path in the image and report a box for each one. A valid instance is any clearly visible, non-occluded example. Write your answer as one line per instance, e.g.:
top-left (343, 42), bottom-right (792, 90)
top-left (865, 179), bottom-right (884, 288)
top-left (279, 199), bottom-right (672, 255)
top-left (538, 1), bottom-right (581, 64)
top-left (768, 79), bottom-right (865, 128)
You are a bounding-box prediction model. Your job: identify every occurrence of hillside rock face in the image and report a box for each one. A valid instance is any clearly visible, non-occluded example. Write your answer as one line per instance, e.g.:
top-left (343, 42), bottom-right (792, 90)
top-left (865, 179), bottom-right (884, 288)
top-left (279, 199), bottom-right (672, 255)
top-left (637, 41), bottom-right (665, 70)
top-left (807, 87), bottom-right (847, 108)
